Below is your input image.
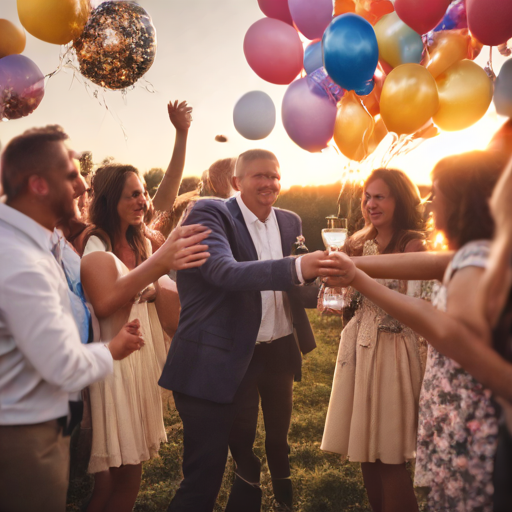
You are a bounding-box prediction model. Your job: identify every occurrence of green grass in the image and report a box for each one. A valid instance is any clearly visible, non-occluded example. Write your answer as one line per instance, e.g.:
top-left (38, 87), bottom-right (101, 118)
top-left (67, 312), bottom-right (427, 511)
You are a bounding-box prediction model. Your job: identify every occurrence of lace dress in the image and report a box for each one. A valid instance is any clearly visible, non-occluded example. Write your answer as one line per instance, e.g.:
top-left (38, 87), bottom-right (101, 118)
top-left (321, 240), bottom-right (428, 463)
top-left (415, 240), bottom-right (499, 511)
top-left (83, 236), bottom-right (168, 473)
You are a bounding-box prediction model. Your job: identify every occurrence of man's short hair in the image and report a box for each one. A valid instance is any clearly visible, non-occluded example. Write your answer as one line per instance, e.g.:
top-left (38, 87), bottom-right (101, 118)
top-left (235, 149), bottom-right (279, 178)
top-left (1, 125), bottom-right (69, 200)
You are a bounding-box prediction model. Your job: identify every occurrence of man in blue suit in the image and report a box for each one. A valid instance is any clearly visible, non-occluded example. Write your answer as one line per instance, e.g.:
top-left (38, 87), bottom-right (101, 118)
top-left (159, 149), bottom-right (332, 512)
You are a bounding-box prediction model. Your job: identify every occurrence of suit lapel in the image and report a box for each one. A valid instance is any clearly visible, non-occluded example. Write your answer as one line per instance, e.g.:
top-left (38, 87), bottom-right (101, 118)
top-left (274, 208), bottom-right (294, 257)
top-left (225, 197), bottom-right (258, 261)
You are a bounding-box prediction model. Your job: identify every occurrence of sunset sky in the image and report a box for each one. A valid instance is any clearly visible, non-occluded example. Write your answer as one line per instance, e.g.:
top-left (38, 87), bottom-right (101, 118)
top-left (0, 0), bottom-right (509, 189)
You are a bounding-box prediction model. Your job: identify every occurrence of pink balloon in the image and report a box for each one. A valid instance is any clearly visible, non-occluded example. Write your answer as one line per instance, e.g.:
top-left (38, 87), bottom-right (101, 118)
top-left (244, 18), bottom-right (303, 85)
top-left (395, 0), bottom-right (451, 35)
top-left (467, 0), bottom-right (512, 47)
top-left (289, 0), bottom-right (334, 40)
top-left (0, 54), bottom-right (44, 120)
top-left (257, 0), bottom-right (294, 25)
top-left (282, 77), bottom-right (337, 152)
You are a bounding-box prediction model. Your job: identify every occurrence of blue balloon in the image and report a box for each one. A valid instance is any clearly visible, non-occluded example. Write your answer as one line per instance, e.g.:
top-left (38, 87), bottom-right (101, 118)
top-left (304, 40), bottom-right (323, 75)
top-left (355, 78), bottom-right (374, 96)
top-left (494, 59), bottom-right (512, 119)
top-left (322, 14), bottom-right (379, 92)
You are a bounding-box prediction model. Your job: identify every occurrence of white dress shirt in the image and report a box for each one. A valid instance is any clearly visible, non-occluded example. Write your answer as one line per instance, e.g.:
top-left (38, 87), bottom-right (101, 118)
top-left (0, 203), bottom-right (113, 425)
top-left (236, 194), bottom-right (294, 342)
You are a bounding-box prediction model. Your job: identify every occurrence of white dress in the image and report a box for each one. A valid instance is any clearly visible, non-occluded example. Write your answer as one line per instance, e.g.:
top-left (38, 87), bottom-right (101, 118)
top-left (83, 236), bottom-right (167, 473)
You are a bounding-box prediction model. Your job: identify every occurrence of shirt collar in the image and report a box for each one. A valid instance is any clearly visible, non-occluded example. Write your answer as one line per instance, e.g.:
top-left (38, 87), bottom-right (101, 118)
top-left (235, 192), bottom-right (273, 226)
top-left (0, 203), bottom-right (53, 252)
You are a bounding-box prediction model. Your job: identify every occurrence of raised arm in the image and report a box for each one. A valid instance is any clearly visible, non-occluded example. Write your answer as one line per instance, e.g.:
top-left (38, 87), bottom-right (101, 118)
top-left (81, 225), bottom-right (210, 318)
top-left (152, 100), bottom-right (192, 213)
top-left (320, 252), bottom-right (512, 402)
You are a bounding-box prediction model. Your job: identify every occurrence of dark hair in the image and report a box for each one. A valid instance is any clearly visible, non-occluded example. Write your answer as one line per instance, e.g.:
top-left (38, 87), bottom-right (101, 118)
top-left (432, 151), bottom-right (504, 249)
top-left (86, 164), bottom-right (149, 265)
top-left (345, 168), bottom-right (425, 255)
top-left (1, 125), bottom-right (68, 199)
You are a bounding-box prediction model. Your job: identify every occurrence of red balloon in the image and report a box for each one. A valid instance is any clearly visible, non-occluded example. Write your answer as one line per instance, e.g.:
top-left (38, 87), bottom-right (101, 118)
top-left (244, 18), bottom-right (303, 85)
top-left (257, 0), bottom-right (294, 26)
top-left (395, 0), bottom-right (451, 35)
top-left (467, 0), bottom-right (512, 47)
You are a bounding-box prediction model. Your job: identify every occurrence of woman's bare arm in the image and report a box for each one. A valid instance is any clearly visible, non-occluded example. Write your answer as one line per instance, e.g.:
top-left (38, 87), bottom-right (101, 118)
top-left (152, 100), bottom-right (192, 213)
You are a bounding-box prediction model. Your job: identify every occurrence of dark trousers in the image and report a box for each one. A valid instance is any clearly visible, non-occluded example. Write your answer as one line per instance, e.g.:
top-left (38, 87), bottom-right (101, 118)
top-left (168, 334), bottom-right (298, 512)
top-left (493, 423), bottom-right (512, 512)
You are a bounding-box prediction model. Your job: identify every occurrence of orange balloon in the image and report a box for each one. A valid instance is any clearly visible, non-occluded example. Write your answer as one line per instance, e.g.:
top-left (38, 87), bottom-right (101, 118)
top-left (380, 63), bottom-right (439, 135)
top-left (426, 30), bottom-right (471, 78)
top-left (368, 116), bottom-right (388, 154)
top-left (17, 0), bottom-right (90, 45)
top-left (0, 19), bottom-right (26, 58)
top-left (357, 0), bottom-right (394, 24)
top-left (433, 59), bottom-right (493, 131)
top-left (334, 0), bottom-right (356, 16)
top-left (334, 91), bottom-right (375, 161)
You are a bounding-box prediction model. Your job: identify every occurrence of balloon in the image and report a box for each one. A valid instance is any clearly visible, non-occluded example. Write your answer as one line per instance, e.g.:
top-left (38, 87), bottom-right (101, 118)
top-left (282, 77), bottom-right (337, 152)
top-left (395, 0), bottom-right (451, 35)
top-left (368, 116), bottom-right (389, 153)
top-left (304, 40), bottom-right (323, 74)
top-left (434, 0), bottom-right (467, 31)
top-left (0, 20), bottom-right (26, 59)
top-left (426, 30), bottom-right (471, 78)
top-left (257, 0), bottom-right (294, 26)
top-left (360, 68), bottom-right (385, 115)
top-left (289, 0), bottom-right (334, 40)
top-left (334, 91), bottom-right (375, 160)
top-left (308, 67), bottom-right (345, 102)
top-left (380, 63), bottom-right (439, 134)
top-left (433, 60), bottom-right (493, 131)
top-left (244, 18), bottom-right (303, 85)
top-left (467, 0), bottom-right (512, 47)
top-left (334, 0), bottom-right (356, 16)
top-left (494, 59), bottom-right (512, 118)
top-left (374, 12), bottom-right (423, 68)
top-left (73, 2), bottom-right (156, 90)
top-left (17, 0), bottom-right (90, 45)
top-left (0, 54), bottom-right (45, 120)
top-left (356, 0), bottom-right (395, 25)
top-left (323, 14), bottom-right (379, 91)
top-left (233, 91), bottom-right (276, 140)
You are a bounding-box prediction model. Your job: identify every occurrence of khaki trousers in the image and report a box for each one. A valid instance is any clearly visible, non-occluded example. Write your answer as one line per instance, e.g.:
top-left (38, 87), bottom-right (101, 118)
top-left (0, 419), bottom-right (70, 512)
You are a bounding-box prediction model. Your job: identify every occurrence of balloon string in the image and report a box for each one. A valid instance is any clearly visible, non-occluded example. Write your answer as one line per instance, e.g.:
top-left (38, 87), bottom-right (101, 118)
top-left (484, 47), bottom-right (496, 80)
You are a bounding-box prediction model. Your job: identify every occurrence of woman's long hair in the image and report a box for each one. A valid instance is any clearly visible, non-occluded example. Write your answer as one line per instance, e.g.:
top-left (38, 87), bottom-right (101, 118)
top-left (85, 164), bottom-right (149, 265)
top-left (432, 151), bottom-right (504, 249)
top-left (345, 168), bottom-right (425, 256)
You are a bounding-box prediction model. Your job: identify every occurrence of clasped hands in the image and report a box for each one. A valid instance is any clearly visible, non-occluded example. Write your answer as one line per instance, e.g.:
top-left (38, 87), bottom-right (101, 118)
top-left (300, 250), bottom-right (356, 287)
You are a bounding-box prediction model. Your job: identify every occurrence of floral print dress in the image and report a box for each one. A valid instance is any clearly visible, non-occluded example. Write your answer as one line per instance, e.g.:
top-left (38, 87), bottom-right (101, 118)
top-left (415, 240), bottom-right (499, 512)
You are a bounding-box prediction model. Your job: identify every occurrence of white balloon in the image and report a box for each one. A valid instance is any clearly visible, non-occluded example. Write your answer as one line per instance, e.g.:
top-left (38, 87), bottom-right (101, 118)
top-left (233, 91), bottom-right (276, 140)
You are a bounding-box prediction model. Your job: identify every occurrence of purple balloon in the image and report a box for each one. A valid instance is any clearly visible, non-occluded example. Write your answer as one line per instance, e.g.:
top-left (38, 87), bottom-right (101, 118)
top-left (0, 54), bottom-right (45, 120)
top-left (289, 0), bottom-right (334, 40)
top-left (282, 77), bottom-right (337, 152)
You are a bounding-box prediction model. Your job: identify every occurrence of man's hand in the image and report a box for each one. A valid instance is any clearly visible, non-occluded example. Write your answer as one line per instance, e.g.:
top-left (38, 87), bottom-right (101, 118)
top-left (108, 319), bottom-right (144, 360)
top-left (299, 251), bottom-right (356, 284)
top-left (168, 100), bottom-right (193, 132)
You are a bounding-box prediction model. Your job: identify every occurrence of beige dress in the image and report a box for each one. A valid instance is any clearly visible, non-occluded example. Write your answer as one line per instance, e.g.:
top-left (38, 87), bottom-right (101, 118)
top-left (321, 240), bottom-right (428, 464)
top-left (83, 236), bottom-right (168, 473)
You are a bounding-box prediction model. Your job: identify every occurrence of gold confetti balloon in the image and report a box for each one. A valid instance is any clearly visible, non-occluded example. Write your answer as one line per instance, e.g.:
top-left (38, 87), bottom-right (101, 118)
top-left (73, 1), bottom-right (157, 90)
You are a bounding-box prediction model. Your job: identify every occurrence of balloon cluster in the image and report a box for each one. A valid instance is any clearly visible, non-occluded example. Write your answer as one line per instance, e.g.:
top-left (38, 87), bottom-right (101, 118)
top-left (235, 0), bottom-right (512, 161)
top-left (0, 1), bottom-right (156, 120)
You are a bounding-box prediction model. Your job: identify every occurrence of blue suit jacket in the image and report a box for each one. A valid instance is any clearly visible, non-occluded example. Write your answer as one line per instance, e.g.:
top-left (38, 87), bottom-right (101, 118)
top-left (158, 197), bottom-right (316, 404)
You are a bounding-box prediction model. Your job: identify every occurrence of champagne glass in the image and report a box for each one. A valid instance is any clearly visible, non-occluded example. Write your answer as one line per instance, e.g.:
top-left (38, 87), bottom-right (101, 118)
top-left (321, 217), bottom-right (348, 311)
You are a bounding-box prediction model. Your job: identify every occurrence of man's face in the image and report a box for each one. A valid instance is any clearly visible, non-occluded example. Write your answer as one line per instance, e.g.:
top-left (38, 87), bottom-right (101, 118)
top-left (44, 142), bottom-right (84, 224)
top-left (234, 158), bottom-right (281, 210)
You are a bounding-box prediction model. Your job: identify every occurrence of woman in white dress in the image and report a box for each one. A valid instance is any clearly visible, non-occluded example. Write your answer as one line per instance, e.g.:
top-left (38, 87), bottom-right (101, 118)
top-left (81, 164), bottom-right (210, 512)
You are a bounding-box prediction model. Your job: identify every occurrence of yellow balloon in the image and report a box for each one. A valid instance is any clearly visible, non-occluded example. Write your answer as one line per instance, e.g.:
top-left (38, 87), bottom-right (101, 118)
top-left (334, 91), bottom-right (375, 161)
top-left (380, 63), bottom-right (439, 135)
top-left (426, 30), bottom-right (470, 79)
top-left (433, 59), bottom-right (493, 132)
top-left (17, 0), bottom-right (90, 45)
top-left (0, 19), bottom-right (26, 58)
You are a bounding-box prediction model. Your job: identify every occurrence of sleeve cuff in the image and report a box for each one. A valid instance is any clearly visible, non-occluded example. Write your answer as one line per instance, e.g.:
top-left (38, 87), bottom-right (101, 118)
top-left (295, 256), bottom-right (305, 285)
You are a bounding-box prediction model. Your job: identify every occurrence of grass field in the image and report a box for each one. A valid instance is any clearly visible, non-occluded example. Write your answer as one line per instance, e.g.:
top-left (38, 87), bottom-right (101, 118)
top-left (68, 312), bottom-right (427, 511)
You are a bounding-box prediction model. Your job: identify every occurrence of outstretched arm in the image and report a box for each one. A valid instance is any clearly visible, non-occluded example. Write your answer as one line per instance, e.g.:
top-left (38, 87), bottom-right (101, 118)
top-left (152, 100), bottom-right (192, 213)
top-left (320, 252), bottom-right (512, 402)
